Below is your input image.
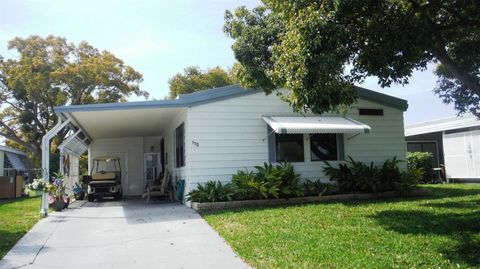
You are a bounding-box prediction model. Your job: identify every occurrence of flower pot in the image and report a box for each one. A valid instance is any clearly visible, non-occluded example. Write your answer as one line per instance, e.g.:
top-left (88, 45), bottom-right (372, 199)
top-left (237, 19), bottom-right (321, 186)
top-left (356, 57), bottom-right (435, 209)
top-left (74, 191), bottom-right (85, 200)
top-left (53, 200), bottom-right (65, 212)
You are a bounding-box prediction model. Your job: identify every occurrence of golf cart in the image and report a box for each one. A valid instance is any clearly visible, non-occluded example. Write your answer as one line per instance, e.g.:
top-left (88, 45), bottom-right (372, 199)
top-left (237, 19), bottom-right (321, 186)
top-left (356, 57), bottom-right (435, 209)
top-left (84, 156), bottom-right (123, 202)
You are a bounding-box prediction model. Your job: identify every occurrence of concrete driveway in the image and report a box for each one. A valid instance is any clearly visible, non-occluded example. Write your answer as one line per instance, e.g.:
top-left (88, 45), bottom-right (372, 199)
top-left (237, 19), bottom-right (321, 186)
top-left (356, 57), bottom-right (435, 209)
top-left (0, 200), bottom-right (249, 269)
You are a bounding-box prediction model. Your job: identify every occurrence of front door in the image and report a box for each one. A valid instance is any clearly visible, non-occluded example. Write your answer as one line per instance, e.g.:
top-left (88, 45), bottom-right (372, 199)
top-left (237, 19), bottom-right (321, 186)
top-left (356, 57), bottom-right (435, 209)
top-left (144, 153), bottom-right (160, 190)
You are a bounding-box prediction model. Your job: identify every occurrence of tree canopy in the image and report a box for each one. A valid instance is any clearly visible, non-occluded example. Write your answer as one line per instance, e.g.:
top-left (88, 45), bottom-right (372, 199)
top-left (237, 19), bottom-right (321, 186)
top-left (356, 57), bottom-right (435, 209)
top-left (0, 35), bottom-right (149, 162)
top-left (224, 1), bottom-right (480, 115)
top-left (168, 65), bottom-right (236, 99)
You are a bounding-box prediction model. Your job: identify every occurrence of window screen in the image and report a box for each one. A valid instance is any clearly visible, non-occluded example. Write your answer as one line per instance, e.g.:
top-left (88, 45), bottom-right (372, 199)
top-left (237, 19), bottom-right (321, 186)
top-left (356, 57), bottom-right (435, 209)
top-left (275, 134), bottom-right (304, 162)
top-left (310, 134), bottom-right (338, 161)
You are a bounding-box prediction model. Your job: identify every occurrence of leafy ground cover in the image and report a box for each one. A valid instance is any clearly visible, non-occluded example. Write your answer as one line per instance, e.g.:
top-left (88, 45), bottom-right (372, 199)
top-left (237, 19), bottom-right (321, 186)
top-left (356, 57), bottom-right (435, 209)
top-left (0, 197), bottom-right (41, 259)
top-left (204, 184), bottom-right (480, 269)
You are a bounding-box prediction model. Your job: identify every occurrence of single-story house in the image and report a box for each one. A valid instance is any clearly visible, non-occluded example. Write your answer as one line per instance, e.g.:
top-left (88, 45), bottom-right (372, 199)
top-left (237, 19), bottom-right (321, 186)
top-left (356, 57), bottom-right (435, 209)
top-left (42, 85), bottom-right (408, 202)
top-left (405, 115), bottom-right (480, 182)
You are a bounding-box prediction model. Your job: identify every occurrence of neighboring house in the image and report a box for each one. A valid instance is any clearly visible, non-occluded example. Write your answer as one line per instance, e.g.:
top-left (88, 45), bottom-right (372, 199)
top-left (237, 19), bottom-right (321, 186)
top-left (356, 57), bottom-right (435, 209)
top-left (0, 145), bottom-right (30, 178)
top-left (405, 115), bottom-right (480, 182)
top-left (42, 85), bottom-right (408, 202)
top-left (0, 146), bottom-right (31, 199)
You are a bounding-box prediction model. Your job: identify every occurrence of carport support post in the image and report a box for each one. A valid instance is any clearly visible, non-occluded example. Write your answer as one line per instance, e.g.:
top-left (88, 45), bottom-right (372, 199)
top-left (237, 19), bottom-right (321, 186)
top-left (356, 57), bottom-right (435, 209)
top-left (40, 118), bottom-right (70, 217)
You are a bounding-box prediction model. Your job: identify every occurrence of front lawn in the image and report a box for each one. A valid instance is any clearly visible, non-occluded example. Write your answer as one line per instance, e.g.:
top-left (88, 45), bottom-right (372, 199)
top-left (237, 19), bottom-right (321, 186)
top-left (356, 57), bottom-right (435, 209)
top-left (0, 197), bottom-right (41, 259)
top-left (204, 184), bottom-right (480, 269)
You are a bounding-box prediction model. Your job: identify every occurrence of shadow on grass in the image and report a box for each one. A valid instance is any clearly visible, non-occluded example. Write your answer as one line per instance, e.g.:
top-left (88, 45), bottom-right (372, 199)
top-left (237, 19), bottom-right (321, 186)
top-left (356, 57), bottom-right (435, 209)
top-left (372, 209), bottom-right (480, 266)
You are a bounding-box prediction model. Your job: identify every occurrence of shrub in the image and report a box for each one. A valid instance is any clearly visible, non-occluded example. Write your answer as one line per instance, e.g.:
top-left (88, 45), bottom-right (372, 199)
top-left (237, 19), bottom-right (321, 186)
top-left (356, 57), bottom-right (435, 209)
top-left (394, 168), bottom-right (422, 194)
top-left (406, 152), bottom-right (433, 183)
top-left (275, 162), bottom-right (304, 198)
top-left (303, 179), bottom-right (331, 196)
top-left (187, 181), bottom-right (234, 203)
top-left (324, 156), bottom-right (416, 194)
top-left (324, 157), bottom-right (381, 193)
top-left (232, 170), bottom-right (279, 200)
top-left (232, 162), bottom-right (303, 200)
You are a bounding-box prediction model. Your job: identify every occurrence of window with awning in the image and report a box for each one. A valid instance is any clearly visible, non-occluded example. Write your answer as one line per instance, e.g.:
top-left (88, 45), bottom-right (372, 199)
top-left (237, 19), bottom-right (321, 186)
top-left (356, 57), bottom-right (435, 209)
top-left (264, 116), bottom-right (370, 163)
top-left (262, 116), bottom-right (371, 134)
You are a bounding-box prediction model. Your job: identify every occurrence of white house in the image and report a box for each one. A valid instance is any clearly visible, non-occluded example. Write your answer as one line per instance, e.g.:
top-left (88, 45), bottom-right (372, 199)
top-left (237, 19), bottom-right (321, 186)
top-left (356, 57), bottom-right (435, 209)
top-left (405, 115), bottom-right (480, 182)
top-left (42, 85), bottom-right (408, 201)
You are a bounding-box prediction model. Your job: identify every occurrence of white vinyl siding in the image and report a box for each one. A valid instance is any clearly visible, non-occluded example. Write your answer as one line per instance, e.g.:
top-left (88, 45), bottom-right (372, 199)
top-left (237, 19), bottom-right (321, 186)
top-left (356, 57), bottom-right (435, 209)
top-left (185, 91), bottom-right (407, 191)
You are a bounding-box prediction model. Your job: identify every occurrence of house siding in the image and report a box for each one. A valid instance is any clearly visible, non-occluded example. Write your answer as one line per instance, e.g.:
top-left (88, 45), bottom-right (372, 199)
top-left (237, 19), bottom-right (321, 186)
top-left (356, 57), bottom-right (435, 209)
top-left (185, 91), bottom-right (406, 193)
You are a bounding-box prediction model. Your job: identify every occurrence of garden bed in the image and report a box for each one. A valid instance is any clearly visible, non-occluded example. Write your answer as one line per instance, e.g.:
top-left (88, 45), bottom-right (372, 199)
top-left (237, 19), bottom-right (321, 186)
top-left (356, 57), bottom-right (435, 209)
top-left (191, 189), bottom-right (430, 212)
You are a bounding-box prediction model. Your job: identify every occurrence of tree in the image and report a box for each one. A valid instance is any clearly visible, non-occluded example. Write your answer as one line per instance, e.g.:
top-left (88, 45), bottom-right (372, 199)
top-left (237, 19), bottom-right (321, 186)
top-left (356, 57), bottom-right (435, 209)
top-left (224, 1), bottom-right (480, 115)
top-left (0, 35), bottom-right (149, 163)
top-left (168, 66), bottom-right (236, 99)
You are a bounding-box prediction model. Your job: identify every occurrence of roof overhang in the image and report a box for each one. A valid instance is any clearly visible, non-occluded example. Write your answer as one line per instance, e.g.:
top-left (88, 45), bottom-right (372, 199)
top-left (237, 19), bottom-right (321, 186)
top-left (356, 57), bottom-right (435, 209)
top-left (406, 115), bottom-right (480, 136)
top-left (60, 107), bottom-right (186, 140)
top-left (263, 116), bottom-right (371, 134)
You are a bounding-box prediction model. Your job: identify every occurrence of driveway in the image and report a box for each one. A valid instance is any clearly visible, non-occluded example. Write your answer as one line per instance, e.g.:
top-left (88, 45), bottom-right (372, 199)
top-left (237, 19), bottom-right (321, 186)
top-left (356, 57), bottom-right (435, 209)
top-left (0, 200), bottom-right (249, 269)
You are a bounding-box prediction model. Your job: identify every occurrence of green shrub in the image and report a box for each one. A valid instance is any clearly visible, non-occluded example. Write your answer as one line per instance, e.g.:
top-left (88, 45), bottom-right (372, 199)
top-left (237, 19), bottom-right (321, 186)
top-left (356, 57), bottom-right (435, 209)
top-left (186, 181), bottom-right (234, 203)
top-left (275, 162), bottom-right (304, 198)
top-left (324, 156), bottom-right (416, 194)
top-left (394, 168), bottom-right (422, 194)
top-left (232, 170), bottom-right (279, 200)
top-left (303, 179), bottom-right (331, 196)
top-left (324, 157), bottom-right (381, 193)
top-left (232, 162), bottom-right (303, 200)
top-left (406, 152), bottom-right (433, 183)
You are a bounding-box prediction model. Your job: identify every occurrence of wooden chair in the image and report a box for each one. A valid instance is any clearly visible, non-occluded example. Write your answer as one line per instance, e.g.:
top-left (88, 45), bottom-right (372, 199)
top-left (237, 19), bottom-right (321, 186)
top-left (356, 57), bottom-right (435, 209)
top-left (143, 170), bottom-right (174, 203)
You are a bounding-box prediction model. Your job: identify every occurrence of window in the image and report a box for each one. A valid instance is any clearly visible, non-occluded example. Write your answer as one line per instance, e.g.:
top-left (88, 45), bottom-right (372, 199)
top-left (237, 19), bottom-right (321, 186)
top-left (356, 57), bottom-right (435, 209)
top-left (275, 134), bottom-right (304, 162)
top-left (310, 134), bottom-right (338, 161)
top-left (175, 123), bottom-right (185, 167)
top-left (359, 108), bottom-right (384, 116)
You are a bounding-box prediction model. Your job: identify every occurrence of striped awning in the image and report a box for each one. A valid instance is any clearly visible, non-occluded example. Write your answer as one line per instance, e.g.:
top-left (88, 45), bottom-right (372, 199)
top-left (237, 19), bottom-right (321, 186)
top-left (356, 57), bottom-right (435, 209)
top-left (262, 116), bottom-right (371, 134)
top-left (5, 152), bottom-right (27, 170)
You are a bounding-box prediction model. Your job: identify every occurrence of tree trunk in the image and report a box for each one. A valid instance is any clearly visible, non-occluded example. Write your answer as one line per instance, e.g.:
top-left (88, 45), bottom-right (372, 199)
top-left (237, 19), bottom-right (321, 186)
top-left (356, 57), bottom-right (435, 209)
top-left (433, 41), bottom-right (480, 96)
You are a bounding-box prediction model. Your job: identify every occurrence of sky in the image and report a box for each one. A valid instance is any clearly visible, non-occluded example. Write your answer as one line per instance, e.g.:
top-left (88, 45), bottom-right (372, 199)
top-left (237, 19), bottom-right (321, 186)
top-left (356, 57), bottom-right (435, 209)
top-left (0, 0), bottom-right (458, 125)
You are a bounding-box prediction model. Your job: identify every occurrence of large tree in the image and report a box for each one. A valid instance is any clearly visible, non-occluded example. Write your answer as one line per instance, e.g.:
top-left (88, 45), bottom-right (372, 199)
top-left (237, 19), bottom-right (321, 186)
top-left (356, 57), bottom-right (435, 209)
top-left (0, 35), bottom-right (149, 162)
top-left (224, 1), bottom-right (480, 115)
top-left (168, 65), bottom-right (236, 99)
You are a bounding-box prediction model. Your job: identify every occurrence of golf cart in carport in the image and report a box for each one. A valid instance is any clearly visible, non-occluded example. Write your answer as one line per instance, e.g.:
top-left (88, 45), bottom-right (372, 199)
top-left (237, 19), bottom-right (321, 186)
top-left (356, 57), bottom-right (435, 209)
top-left (84, 156), bottom-right (123, 202)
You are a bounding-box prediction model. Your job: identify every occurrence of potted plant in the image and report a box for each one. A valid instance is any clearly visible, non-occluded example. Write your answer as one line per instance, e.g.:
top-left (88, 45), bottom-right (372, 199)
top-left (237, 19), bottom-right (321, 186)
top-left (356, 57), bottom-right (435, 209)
top-left (48, 175), bottom-right (68, 212)
top-left (26, 178), bottom-right (48, 197)
top-left (72, 182), bottom-right (85, 200)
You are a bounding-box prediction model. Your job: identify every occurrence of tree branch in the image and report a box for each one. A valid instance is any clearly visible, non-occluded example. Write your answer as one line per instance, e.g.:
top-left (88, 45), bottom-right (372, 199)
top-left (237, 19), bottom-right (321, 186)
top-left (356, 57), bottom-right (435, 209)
top-left (433, 40), bottom-right (480, 96)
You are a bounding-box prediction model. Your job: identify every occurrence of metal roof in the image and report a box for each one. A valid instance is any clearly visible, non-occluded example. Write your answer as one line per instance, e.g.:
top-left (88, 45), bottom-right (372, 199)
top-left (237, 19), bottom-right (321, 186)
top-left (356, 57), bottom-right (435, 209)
top-left (54, 85), bottom-right (408, 114)
top-left (405, 115), bottom-right (480, 136)
top-left (263, 115), bottom-right (371, 134)
top-left (0, 145), bottom-right (27, 156)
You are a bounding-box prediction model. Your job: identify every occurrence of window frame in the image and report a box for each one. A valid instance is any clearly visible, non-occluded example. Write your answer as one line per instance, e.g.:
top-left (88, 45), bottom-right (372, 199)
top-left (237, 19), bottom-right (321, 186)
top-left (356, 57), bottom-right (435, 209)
top-left (175, 123), bottom-right (185, 168)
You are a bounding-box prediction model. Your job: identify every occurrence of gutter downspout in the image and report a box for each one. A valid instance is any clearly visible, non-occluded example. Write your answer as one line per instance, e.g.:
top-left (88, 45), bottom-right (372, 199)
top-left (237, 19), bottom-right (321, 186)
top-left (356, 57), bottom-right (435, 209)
top-left (40, 117), bottom-right (70, 217)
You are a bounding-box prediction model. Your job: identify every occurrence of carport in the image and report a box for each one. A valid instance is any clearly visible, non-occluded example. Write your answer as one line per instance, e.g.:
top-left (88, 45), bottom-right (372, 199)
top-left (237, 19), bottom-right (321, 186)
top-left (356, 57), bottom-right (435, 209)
top-left (41, 99), bottom-right (188, 215)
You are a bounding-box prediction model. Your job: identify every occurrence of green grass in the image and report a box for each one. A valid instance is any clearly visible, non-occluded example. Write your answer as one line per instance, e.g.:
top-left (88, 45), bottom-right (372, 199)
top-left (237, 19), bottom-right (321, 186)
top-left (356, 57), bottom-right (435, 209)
top-left (204, 184), bottom-right (480, 269)
top-left (0, 197), bottom-right (41, 259)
